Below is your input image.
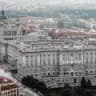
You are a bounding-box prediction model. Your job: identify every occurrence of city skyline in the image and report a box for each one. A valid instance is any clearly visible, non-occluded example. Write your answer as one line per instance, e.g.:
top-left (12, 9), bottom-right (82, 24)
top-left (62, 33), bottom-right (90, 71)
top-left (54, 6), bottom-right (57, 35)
top-left (0, 0), bottom-right (96, 10)
top-left (0, 0), bottom-right (95, 4)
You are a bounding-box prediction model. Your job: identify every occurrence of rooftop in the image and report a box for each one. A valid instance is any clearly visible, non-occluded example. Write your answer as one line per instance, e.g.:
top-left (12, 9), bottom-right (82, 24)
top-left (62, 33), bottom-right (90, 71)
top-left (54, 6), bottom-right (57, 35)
top-left (0, 76), bottom-right (19, 91)
top-left (0, 77), bottom-right (12, 84)
top-left (1, 83), bottom-right (19, 91)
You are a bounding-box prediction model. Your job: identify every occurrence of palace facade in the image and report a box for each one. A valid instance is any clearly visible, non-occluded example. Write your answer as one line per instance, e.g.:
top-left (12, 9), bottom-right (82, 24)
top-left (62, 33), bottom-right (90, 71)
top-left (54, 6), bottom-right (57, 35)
top-left (17, 31), bottom-right (96, 88)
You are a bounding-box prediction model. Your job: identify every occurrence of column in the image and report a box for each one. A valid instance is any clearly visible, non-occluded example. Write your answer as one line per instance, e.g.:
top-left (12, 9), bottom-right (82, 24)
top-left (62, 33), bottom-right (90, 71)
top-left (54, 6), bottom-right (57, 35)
top-left (33, 55), bottom-right (35, 66)
top-left (45, 54), bottom-right (48, 65)
top-left (4, 43), bottom-right (8, 63)
top-left (29, 56), bottom-right (31, 66)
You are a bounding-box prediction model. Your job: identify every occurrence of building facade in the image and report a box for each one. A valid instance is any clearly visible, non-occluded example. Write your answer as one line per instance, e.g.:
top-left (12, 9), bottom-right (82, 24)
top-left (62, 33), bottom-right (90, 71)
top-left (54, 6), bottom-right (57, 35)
top-left (0, 77), bottom-right (20, 96)
top-left (16, 31), bottom-right (96, 88)
top-left (1, 14), bottom-right (96, 88)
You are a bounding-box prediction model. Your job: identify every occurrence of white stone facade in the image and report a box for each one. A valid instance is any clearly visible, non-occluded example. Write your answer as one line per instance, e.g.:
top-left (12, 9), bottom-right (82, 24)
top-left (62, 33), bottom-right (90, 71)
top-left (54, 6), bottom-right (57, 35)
top-left (17, 37), bottom-right (96, 88)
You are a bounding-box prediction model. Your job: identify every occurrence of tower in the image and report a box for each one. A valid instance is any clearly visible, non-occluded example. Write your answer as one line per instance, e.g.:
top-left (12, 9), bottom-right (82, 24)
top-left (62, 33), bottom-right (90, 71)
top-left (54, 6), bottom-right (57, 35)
top-left (0, 10), bottom-right (7, 20)
top-left (1, 10), bottom-right (5, 16)
top-left (16, 18), bottom-right (21, 43)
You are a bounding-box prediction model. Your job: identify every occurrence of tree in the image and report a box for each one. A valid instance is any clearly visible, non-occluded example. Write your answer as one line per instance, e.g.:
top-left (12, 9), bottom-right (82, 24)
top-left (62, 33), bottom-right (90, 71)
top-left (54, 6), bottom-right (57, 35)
top-left (22, 75), bottom-right (48, 96)
top-left (64, 83), bottom-right (71, 89)
top-left (80, 77), bottom-right (87, 88)
top-left (80, 77), bottom-right (88, 96)
top-left (86, 79), bottom-right (92, 88)
top-left (63, 87), bottom-right (72, 96)
top-left (63, 83), bottom-right (72, 96)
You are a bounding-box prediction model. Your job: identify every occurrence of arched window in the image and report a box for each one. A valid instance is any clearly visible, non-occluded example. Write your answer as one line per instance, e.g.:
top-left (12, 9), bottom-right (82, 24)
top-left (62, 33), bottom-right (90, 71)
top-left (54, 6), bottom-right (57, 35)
top-left (64, 72), bottom-right (66, 75)
top-left (79, 72), bottom-right (82, 75)
top-left (71, 72), bottom-right (74, 76)
top-left (75, 72), bottom-right (78, 76)
top-left (48, 72), bottom-right (50, 76)
top-left (57, 72), bottom-right (59, 75)
top-left (85, 71), bottom-right (88, 75)
top-left (74, 78), bottom-right (77, 83)
top-left (90, 71), bottom-right (93, 74)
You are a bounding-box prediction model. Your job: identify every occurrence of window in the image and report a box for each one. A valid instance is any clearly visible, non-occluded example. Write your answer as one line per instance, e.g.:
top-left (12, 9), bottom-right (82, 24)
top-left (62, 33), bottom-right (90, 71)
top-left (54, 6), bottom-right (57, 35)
top-left (71, 72), bottom-right (73, 76)
top-left (43, 54), bottom-right (46, 65)
top-left (31, 56), bottom-right (33, 65)
top-left (66, 72), bottom-right (69, 75)
top-left (53, 54), bottom-right (55, 64)
top-left (48, 54), bottom-right (50, 64)
top-left (48, 72), bottom-right (50, 76)
top-left (75, 72), bottom-right (78, 76)
top-left (90, 71), bottom-right (93, 74)
top-left (85, 71), bottom-right (88, 75)
top-left (78, 53), bottom-right (81, 60)
top-left (35, 55), bottom-right (37, 66)
top-left (57, 72), bottom-right (59, 75)
top-left (74, 78), bottom-right (77, 83)
top-left (64, 72), bottom-right (66, 75)
top-left (71, 53), bottom-right (73, 56)
top-left (26, 56), bottom-right (29, 65)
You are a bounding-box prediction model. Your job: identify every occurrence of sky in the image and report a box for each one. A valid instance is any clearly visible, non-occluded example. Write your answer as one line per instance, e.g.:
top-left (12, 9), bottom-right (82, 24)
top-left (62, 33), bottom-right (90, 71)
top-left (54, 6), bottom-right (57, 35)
top-left (0, 0), bottom-right (96, 9)
top-left (0, 0), bottom-right (95, 4)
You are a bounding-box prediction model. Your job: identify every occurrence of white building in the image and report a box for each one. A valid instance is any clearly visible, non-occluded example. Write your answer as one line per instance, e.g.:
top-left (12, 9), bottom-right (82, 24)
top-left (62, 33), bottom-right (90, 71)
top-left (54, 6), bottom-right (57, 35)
top-left (16, 30), bottom-right (96, 88)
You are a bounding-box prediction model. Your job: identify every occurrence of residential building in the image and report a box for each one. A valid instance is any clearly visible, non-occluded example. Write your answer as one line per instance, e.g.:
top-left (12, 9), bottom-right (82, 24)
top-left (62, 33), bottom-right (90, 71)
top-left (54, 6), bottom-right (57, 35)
top-left (0, 77), bottom-right (20, 96)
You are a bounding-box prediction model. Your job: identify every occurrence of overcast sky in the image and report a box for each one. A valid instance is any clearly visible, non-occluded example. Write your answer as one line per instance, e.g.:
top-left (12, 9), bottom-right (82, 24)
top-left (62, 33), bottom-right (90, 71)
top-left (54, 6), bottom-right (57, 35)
top-left (0, 0), bottom-right (96, 5)
top-left (0, 0), bottom-right (96, 9)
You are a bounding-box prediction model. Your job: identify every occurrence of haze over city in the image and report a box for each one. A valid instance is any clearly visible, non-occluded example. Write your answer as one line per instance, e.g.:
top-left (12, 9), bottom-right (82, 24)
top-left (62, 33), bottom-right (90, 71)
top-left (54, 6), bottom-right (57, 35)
top-left (0, 0), bottom-right (96, 10)
top-left (1, 0), bottom-right (96, 96)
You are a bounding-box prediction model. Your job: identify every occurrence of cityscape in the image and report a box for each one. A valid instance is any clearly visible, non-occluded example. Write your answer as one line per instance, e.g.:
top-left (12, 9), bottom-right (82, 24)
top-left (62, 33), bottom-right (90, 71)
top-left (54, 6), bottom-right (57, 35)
top-left (1, 0), bottom-right (96, 96)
